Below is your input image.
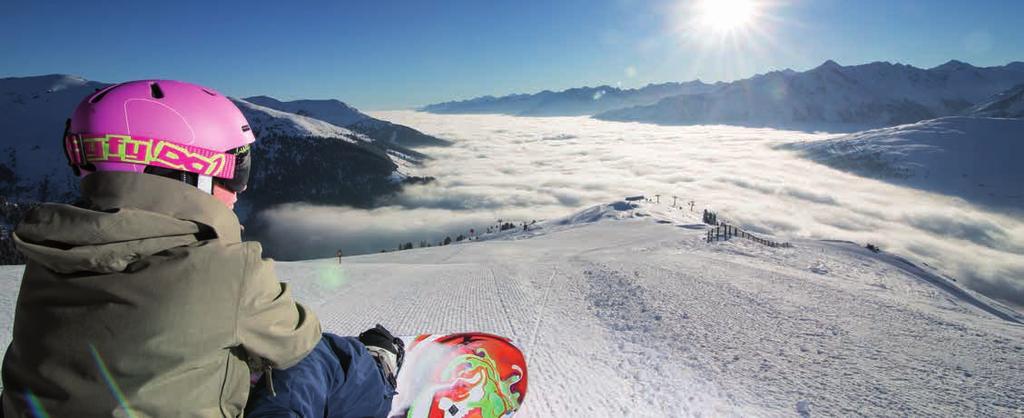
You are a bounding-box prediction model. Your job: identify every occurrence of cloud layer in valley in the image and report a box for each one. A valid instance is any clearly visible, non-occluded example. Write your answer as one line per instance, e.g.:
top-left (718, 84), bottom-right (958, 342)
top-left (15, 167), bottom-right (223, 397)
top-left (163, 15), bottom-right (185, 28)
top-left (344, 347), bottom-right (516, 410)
top-left (255, 111), bottom-right (1024, 309)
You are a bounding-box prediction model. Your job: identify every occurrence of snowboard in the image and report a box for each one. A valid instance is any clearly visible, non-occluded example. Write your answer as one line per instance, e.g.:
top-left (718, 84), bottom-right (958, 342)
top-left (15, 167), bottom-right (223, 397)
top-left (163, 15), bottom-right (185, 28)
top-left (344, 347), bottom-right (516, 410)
top-left (388, 333), bottom-right (529, 418)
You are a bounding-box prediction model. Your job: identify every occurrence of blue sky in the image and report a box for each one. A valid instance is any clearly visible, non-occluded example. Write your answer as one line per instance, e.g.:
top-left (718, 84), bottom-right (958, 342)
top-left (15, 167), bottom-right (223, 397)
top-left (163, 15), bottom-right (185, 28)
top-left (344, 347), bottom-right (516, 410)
top-left (2, 0), bottom-right (1022, 109)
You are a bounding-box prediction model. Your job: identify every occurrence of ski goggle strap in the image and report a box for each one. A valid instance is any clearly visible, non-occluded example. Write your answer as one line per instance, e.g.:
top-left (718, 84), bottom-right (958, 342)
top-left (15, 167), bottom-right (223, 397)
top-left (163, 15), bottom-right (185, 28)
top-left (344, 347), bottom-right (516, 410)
top-left (64, 133), bottom-right (237, 180)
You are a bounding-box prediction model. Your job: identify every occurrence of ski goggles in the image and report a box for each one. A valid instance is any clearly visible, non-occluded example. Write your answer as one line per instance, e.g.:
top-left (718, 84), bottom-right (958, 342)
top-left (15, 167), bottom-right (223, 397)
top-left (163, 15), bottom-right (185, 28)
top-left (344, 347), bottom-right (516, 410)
top-left (218, 144), bottom-right (251, 192)
top-left (64, 133), bottom-right (252, 192)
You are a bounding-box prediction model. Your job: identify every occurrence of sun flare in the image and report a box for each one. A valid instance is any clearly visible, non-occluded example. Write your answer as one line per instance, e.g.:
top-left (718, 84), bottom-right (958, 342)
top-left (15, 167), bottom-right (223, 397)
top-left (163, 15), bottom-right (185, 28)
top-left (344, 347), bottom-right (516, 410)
top-left (695, 0), bottom-right (759, 33)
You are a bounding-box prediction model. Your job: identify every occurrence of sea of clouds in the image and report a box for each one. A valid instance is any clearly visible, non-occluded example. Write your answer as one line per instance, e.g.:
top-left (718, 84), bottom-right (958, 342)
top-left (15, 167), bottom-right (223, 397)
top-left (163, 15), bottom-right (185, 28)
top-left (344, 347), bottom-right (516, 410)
top-left (255, 111), bottom-right (1024, 309)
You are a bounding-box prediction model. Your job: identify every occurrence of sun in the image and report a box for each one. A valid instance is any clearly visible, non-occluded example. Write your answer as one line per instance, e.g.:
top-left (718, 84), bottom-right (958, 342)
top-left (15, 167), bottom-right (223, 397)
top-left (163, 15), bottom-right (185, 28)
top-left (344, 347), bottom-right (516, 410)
top-left (695, 0), bottom-right (760, 33)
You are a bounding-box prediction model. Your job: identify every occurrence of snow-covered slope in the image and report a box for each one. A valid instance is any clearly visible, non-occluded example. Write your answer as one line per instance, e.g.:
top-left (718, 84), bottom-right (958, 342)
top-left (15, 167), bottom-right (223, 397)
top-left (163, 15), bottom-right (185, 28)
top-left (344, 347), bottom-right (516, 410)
top-left (421, 81), bottom-right (720, 116)
top-left (245, 96), bottom-right (450, 148)
top-left (1, 201), bottom-right (1020, 416)
top-left (596, 60), bottom-right (1024, 129)
top-left (231, 98), bottom-right (367, 143)
top-left (781, 116), bottom-right (1024, 212)
top-left (968, 83), bottom-right (1024, 118)
top-left (226, 98), bottom-right (427, 213)
top-left (245, 95), bottom-right (370, 126)
top-left (0, 74), bottom-right (109, 200)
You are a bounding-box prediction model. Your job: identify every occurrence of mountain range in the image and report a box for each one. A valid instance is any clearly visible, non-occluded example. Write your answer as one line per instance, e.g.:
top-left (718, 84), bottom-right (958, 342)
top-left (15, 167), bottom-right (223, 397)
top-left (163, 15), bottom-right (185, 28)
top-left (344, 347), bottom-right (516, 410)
top-left (421, 81), bottom-right (720, 116)
top-left (424, 60), bottom-right (1024, 130)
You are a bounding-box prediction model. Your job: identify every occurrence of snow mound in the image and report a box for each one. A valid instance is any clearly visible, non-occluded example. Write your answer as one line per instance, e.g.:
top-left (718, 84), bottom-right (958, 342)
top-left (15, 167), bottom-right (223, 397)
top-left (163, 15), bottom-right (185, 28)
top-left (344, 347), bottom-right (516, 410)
top-left (782, 116), bottom-right (1024, 211)
top-left (547, 200), bottom-right (699, 227)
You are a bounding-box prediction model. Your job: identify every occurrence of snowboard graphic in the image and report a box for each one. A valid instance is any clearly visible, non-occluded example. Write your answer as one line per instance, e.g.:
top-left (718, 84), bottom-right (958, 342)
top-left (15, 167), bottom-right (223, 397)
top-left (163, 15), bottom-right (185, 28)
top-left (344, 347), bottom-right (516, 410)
top-left (388, 333), bottom-right (528, 418)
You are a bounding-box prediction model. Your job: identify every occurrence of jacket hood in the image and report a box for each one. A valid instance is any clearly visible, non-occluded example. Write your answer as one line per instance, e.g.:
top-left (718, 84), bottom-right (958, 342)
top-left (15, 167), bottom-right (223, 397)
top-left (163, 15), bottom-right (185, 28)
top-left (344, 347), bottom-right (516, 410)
top-left (14, 172), bottom-right (242, 274)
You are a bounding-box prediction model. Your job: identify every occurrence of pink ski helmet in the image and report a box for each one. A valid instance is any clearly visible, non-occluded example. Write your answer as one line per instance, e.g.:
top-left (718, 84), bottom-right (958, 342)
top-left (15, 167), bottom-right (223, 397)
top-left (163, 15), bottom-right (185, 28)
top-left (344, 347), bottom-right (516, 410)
top-left (63, 80), bottom-right (255, 193)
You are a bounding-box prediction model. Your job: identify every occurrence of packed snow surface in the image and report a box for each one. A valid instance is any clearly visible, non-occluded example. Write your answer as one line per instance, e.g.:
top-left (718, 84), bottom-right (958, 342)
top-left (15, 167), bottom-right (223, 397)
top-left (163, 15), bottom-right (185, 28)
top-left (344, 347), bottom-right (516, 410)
top-left (1, 202), bottom-right (1020, 416)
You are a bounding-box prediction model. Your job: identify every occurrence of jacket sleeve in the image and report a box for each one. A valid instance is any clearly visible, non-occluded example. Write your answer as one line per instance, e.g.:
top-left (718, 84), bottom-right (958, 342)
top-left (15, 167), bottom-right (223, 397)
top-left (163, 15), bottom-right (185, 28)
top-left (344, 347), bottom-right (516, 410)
top-left (237, 243), bottom-right (322, 369)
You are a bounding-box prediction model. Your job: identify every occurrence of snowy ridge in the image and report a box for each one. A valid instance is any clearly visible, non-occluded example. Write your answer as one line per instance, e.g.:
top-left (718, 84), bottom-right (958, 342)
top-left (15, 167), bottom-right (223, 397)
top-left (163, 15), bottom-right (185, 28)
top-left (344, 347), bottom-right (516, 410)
top-left (230, 98), bottom-right (366, 143)
top-left (4, 200), bottom-right (1020, 415)
top-left (246, 96), bottom-right (450, 148)
top-left (781, 116), bottom-right (1024, 211)
top-left (245, 96), bottom-right (371, 127)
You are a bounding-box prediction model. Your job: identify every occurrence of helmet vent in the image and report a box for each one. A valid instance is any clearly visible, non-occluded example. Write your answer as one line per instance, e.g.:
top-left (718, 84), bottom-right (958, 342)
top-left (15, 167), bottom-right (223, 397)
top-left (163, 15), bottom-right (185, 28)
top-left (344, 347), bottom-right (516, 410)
top-left (89, 84), bottom-right (119, 103)
top-left (201, 88), bottom-right (217, 96)
top-left (150, 82), bottom-right (165, 99)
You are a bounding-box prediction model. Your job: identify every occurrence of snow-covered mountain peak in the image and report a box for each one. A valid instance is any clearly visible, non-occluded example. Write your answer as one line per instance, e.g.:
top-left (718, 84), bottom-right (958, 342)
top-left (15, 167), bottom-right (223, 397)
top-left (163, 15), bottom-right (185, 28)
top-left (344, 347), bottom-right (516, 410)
top-left (815, 59), bottom-right (842, 71)
top-left (1, 74), bottom-right (94, 96)
top-left (932, 59), bottom-right (973, 72)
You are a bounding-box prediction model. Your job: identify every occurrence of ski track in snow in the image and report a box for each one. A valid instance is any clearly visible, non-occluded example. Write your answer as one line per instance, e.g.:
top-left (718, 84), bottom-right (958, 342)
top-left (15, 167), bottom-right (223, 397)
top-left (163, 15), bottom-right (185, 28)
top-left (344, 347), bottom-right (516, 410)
top-left (0, 203), bottom-right (1022, 416)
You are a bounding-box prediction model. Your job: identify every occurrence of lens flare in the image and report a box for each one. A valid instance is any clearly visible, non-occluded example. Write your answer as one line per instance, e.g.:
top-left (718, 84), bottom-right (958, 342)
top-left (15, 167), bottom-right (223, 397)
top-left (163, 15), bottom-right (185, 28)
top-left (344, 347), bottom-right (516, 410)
top-left (89, 344), bottom-right (139, 418)
top-left (24, 390), bottom-right (50, 418)
top-left (318, 263), bottom-right (349, 290)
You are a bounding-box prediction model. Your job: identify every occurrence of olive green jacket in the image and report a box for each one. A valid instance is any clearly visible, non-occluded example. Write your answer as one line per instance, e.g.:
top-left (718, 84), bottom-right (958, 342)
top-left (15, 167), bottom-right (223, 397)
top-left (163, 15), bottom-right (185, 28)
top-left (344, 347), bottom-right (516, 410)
top-left (1, 172), bottom-right (321, 417)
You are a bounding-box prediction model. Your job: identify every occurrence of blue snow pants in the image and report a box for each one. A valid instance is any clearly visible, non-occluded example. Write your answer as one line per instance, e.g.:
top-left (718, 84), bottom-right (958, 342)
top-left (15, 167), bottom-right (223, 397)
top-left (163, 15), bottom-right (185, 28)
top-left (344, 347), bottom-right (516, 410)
top-left (245, 333), bottom-right (396, 418)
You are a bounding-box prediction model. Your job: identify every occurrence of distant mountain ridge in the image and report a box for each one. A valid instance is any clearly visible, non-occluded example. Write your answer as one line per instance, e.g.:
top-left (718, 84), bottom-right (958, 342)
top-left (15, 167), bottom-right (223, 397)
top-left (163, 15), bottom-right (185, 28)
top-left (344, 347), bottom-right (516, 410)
top-left (423, 60), bottom-right (1024, 130)
top-left (597, 60), bottom-right (1024, 129)
top-left (421, 81), bottom-right (721, 116)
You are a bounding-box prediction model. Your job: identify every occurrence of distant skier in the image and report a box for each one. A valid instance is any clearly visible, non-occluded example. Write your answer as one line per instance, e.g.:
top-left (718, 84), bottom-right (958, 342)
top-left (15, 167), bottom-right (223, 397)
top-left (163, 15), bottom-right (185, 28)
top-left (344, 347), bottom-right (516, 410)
top-left (1, 80), bottom-right (402, 417)
top-left (337, 248), bottom-right (344, 264)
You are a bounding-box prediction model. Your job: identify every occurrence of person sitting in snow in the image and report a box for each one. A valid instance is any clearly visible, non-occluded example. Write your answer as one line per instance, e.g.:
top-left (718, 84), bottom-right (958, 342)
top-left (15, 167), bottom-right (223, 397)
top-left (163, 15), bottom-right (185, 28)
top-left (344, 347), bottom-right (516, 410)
top-left (1, 80), bottom-right (402, 417)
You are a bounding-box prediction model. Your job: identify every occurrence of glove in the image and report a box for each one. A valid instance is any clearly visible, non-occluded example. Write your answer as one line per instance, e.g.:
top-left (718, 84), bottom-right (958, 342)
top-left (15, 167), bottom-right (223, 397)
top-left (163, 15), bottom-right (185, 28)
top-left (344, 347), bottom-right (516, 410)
top-left (359, 324), bottom-right (404, 387)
